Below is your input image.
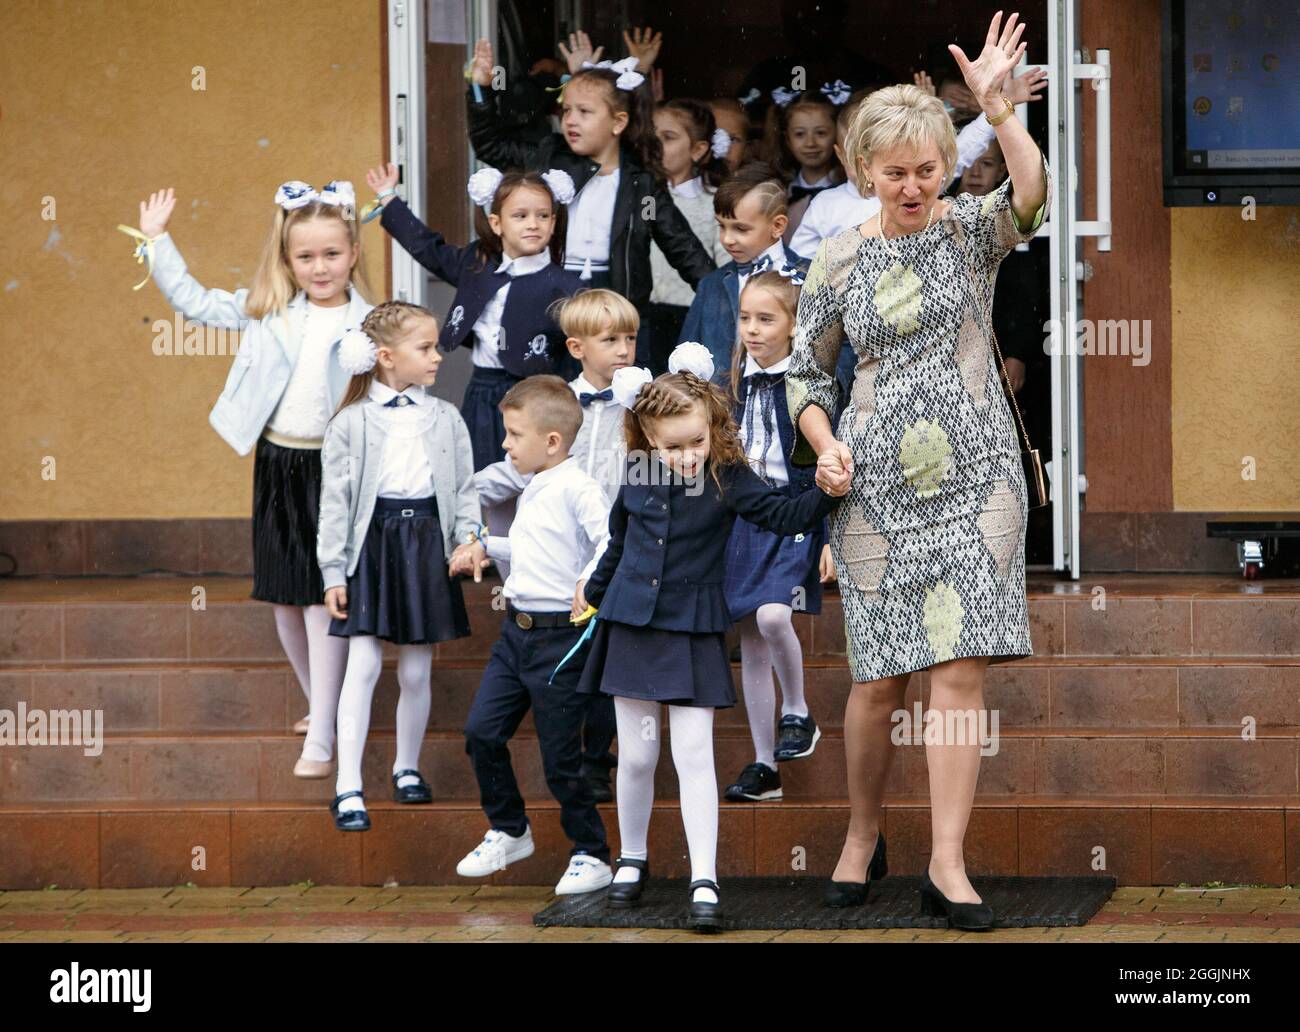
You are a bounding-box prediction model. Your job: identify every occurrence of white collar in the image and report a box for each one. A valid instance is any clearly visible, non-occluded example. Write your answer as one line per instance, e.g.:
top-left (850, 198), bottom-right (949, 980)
top-left (795, 171), bottom-right (834, 189)
top-left (570, 373), bottom-right (615, 400)
top-left (368, 379), bottom-right (429, 407)
top-left (528, 456), bottom-right (574, 489)
top-left (671, 176), bottom-right (705, 199)
top-left (496, 249), bottom-right (553, 277)
top-left (743, 353), bottom-right (791, 377)
top-left (843, 179), bottom-right (863, 200)
top-left (755, 239), bottom-right (787, 268)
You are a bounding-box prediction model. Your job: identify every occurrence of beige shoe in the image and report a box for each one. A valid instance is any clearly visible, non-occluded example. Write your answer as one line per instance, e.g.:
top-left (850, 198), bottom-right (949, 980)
top-left (292, 715), bottom-right (311, 734)
top-left (293, 756), bottom-right (332, 779)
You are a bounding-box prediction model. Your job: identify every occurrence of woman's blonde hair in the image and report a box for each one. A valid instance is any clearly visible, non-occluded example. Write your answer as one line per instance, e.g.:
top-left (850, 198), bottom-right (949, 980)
top-left (731, 270), bottom-right (800, 402)
top-left (333, 301), bottom-right (438, 414)
top-left (624, 372), bottom-right (747, 493)
top-left (246, 198), bottom-right (373, 319)
top-left (550, 288), bottom-right (640, 340)
top-left (843, 84), bottom-right (958, 192)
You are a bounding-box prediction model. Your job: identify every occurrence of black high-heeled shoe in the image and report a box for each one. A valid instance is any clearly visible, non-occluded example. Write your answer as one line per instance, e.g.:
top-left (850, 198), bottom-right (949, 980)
top-left (687, 879), bottom-right (723, 933)
top-left (919, 868), bottom-right (994, 931)
top-left (606, 857), bottom-right (649, 908)
top-left (824, 831), bottom-right (887, 907)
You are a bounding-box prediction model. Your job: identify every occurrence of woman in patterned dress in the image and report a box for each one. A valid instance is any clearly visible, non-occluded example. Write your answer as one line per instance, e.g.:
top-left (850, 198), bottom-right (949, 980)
top-left (786, 11), bottom-right (1052, 929)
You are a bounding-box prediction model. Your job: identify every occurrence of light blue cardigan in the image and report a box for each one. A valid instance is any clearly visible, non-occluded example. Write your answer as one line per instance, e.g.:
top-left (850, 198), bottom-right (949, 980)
top-left (316, 395), bottom-right (481, 591)
top-left (147, 231), bottom-right (373, 456)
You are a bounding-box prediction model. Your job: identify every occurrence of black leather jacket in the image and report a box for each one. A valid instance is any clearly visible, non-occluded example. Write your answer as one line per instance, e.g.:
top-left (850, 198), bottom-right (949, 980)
top-left (466, 87), bottom-right (716, 310)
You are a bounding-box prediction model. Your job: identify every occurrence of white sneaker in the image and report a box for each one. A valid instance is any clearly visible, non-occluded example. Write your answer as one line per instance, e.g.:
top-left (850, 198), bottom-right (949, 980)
top-left (455, 827), bottom-right (535, 877)
top-left (554, 854), bottom-right (614, 895)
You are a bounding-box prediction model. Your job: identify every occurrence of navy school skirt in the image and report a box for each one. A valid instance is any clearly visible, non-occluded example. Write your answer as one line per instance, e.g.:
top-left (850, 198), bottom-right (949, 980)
top-left (575, 618), bottom-right (736, 709)
top-left (251, 436), bottom-right (325, 606)
top-left (328, 496), bottom-right (470, 646)
top-left (723, 515), bottom-right (824, 622)
top-left (462, 366), bottom-right (522, 471)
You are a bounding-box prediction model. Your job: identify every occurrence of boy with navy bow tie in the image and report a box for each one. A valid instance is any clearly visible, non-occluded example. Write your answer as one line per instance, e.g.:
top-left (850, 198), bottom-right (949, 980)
top-left (678, 162), bottom-right (810, 384)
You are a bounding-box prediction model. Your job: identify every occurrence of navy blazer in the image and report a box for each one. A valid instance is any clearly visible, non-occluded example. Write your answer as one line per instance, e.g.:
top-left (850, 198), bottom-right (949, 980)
top-left (583, 458), bottom-right (839, 633)
top-left (380, 197), bottom-right (582, 378)
top-left (678, 244), bottom-right (810, 384)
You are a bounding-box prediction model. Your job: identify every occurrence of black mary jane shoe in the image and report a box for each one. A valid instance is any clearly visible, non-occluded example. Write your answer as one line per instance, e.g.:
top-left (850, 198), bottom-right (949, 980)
top-left (330, 790), bottom-right (371, 832)
top-left (391, 768), bottom-right (433, 804)
top-left (606, 858), bottom-right (649, 908)
top-left (919, 868), bottom-right (995, 931)
top-left (687, 879), bottom-right (723, 933)
top-left (824, 831), bottom-right (887, 907)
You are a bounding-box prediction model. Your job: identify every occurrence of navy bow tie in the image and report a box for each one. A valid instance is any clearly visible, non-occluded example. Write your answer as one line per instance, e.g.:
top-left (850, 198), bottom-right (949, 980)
top-left (735, 254), bottom-right (774, 277)
top-left (579, 388), bottom-right (614, 407)
top-left (384, 394), bottom-right (416, 408)
top-left (744, 371), bottom-right (784, 391)
top-left (789, 183), bottom-right (829, 205)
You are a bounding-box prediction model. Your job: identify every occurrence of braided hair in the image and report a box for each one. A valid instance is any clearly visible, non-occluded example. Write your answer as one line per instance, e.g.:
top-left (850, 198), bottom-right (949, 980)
top-left (623, 371), bottom-right (747, 493)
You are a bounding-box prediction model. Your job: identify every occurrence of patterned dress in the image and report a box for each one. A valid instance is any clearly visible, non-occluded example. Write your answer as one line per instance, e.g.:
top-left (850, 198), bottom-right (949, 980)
top-left (786, 158), bottom-right (1052, 682)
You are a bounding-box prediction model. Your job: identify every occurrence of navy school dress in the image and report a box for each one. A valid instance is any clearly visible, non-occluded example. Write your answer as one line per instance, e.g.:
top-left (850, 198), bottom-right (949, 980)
top-left (723, 369), bottom-right (826, 621)
top-left (576, 458), bottom-right (840, 708)
top-left (379, 197), bottom-right (583, 470)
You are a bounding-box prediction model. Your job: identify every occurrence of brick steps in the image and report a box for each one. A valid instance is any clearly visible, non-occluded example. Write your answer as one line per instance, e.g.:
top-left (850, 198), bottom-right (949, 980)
top-left (2, 798), bottom-right (1297, 890)
top-left (5, 728), bottom-right (1298, 804)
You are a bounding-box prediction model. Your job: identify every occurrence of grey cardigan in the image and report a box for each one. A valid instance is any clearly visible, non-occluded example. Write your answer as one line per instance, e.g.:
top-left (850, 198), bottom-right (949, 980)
top-left (317, 393), bottom-right (480, 591)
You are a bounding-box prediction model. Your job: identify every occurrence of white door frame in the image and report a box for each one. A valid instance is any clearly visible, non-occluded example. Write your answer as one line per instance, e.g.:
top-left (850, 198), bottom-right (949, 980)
top-left (1046, 0), bottom-right (1110, 579)
top-left (386, 0), bottom-right (428, 306)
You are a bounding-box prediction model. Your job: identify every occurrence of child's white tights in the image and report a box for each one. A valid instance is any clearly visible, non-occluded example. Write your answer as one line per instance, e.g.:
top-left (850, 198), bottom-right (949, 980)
top-left (296, 604), bottom-right (349, 763)
top-left (738, 603), bottom-right (808, 769)
top-left (611, 698), bottom-right (719, 904)
top-left (334, 636), bottom-right (433, 813)
top-left (272, 605), bottom-right (313, 714)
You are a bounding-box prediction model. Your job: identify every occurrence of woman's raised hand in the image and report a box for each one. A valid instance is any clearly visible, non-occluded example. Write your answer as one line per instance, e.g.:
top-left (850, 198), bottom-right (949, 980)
top-left (139, 188), bottom-right (176, 238)
top-left (558, 30), bottom-right (603, 75)
top-left (365, 162), bottom-right (399, 199)
top-left (948, 10), bottom-right (1028, 106)
top-left (470, 37), bottom-right (494, 87)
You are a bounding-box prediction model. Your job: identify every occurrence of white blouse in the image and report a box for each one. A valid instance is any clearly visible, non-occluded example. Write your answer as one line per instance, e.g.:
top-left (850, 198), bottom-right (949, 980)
top-left (470, 249), bottom-right (552, 369)
top-left (564, 169), bottom-right (620, 276)
top-left (266, 301), bottom-right (350, 440)
top-left (368, 380), bottom-right (436, 500)
top-left (738, 353), bottom-right (791, 487)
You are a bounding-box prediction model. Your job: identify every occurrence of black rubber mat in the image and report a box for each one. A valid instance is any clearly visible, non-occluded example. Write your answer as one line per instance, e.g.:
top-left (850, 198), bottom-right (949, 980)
top-left (533, 875), bottom-right (1116, 930)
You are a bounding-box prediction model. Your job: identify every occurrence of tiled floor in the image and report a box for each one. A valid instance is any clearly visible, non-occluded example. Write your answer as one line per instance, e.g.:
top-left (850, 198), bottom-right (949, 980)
top-left (1, 884), bottom-right (1298, 942)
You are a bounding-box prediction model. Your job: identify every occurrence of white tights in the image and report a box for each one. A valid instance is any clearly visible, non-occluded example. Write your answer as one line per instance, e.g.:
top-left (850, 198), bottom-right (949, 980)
top-left (274, 604), bottom-right (348, 761)
top-left (334, 636), bottom-right (432, 811)
top-left (611, 698), bottom-right (719, 904)
top-left (738, 603), bottom-right (808, 769)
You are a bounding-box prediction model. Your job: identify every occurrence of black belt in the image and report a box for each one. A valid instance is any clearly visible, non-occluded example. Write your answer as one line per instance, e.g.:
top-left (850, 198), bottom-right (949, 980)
top-left (506, 603), bottom-right (573, 630)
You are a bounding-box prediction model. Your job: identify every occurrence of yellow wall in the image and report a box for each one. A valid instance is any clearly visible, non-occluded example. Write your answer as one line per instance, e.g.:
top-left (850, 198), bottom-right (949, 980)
top-left (1, 0), bottom-right (385, 519)
top-left (1170, 207), bottom-right (1300, 511)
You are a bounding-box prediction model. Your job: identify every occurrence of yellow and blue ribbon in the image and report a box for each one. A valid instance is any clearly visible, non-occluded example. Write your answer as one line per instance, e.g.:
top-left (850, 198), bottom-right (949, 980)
top-left (116, 225), bottom-right (160, 291)
top-left (548, 606), bottom-right (598, 685)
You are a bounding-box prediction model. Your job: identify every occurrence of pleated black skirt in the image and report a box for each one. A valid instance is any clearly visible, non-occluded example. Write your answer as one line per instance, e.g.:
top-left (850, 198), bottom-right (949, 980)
top-left (462, 366), bottom-right (521, 471)
top-left (328, 496), bottom-right (470, 645)
top-left (575, 618), bottom-right (736, 709)
top-left (251, 436), bottom-right (326, 606)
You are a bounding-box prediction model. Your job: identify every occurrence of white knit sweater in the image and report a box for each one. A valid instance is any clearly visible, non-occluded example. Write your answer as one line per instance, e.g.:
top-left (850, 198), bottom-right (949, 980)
top-left (648, 177), bottom-right (730, 308)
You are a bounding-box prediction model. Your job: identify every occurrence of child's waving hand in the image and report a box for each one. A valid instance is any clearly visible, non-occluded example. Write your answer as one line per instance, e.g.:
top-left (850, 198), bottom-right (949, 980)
top-left (365, 162), bottom-right (399, 199)
top-left (470, 37), bottom-right (494, 86)
top-left (558, 30), bottom-right (603, 74)
top-left (139, 188), bottom-right (177, 238)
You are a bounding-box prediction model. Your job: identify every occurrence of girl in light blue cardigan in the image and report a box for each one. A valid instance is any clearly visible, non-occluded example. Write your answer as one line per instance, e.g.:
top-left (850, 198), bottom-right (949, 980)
top-left (129, 181), bottom-right (373, 780)
top-left (317, 301), bottom-right (482, 831)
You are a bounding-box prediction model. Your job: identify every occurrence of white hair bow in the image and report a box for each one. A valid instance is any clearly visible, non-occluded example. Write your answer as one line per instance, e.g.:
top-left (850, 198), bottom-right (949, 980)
top-left (611, 365), bottom-right (653, 409)
top-left (738, 88), bottom-right (761, 107)
top-left (540, 168), bottom-right (576, 205)
top-left (710, 127), bottom-right (732, 159)
top-left (337, 328), bottom-right (378, 376)
top-left (581, 56), bottom-right (645, 92)
top-left (467, 166), bottom-right (577, 213)
top-left (275, 180), bottom-right (355, 211)
top-left (820, 80), bottom-right (853, 106)
top-left (771, 87), bottom-right (800, 108)
top-left (668, 341), bottom-right (715, 381)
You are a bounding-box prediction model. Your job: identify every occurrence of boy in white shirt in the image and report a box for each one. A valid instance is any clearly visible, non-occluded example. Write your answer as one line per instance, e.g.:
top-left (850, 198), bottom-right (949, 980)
top-left (472, 290), bottom-right (635, 802)
top-left (450, 376), bottom-right (614, 894)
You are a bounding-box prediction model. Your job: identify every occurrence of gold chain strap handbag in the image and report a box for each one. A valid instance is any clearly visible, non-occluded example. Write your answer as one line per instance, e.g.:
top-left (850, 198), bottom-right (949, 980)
top-left (989, 328), bottom-right (1049, 510)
